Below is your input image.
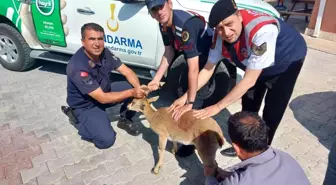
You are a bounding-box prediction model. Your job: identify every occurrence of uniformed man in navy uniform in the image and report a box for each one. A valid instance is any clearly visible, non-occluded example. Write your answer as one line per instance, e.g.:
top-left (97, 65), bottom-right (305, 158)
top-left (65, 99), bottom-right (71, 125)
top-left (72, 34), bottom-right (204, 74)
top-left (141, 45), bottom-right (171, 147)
top-left (61, 23), bottom-right (145, 149)
top-left (145, 0), bottom-right (222, 157)
top-left (192, 0), bottom-right (307, 157)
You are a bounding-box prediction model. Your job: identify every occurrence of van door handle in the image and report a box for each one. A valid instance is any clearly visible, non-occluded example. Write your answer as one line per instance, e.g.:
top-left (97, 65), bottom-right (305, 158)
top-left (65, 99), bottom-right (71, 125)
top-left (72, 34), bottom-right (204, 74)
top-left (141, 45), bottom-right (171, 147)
top-left (77, 7), bottom-right (95, 15)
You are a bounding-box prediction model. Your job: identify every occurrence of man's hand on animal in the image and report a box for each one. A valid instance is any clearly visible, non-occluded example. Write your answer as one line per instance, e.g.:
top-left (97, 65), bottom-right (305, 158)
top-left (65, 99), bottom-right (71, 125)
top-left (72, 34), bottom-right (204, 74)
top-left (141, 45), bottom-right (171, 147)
top-left (172, 104), bottom-right (193, 121)
top-left (132, 86), bottom-right (146, 98)
top-left (147, 80), bottom-right (161, 92)
top-left (193, 104), bottom-right (221, 119)
top-left (166, 95), bottom-right (187, 113)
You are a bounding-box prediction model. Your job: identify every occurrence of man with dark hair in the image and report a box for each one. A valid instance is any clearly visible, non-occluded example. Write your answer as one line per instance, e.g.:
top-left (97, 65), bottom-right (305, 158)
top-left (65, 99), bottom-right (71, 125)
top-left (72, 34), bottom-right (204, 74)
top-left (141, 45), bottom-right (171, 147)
top-left (144, 0), bottom-right (229, 157)
top-left (193, 0), bottom-right (307, 157)
top-left (80, 23), bottom-right (104, 39)
top-left (204, 111), bottom-right (310, 185)
top-left (61, 23), bottom-right (145, 149)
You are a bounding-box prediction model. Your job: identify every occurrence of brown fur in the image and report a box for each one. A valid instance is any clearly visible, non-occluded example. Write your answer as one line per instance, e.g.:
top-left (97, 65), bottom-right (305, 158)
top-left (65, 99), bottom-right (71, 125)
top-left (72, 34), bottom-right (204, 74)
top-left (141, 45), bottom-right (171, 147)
top-left (127, 95), bottom-right (225, 174)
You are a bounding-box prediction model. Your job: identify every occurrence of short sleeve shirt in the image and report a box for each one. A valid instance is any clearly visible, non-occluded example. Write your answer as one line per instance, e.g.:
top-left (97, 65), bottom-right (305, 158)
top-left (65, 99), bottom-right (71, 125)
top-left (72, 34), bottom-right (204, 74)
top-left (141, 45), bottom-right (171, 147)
top-left (159, 16), bottom-right (213, 61)
top-left (208, 24), bottom-right (278, 71)
top-left (66, 47), bottom-right (122, 109)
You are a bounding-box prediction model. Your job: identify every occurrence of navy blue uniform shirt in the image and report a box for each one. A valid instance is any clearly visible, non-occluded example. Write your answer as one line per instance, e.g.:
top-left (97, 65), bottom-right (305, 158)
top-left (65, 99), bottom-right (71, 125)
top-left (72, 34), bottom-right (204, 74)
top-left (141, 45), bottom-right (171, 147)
top-left (66, 47), bottom-right (122, 109)
top-left (160, 12), bottom-right (213, 67)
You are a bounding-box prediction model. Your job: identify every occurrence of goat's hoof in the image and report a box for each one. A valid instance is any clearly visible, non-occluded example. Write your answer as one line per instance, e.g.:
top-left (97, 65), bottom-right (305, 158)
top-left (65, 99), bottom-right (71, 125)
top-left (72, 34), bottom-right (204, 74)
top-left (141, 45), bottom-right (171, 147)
top-left (151, 167), bottom-right (160, 175)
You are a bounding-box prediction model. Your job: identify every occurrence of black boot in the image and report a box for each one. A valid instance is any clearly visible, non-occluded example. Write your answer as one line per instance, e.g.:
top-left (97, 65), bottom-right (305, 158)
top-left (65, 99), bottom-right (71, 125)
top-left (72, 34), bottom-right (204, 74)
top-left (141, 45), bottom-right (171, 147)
top-left (220, 147), bottom-right (237, 157)
top-left (117, 117), bottom-right (141, 136)
top-left (61, 106), bottom-right (78, 126)
top-left (176, 145), bottom-right (196, 157)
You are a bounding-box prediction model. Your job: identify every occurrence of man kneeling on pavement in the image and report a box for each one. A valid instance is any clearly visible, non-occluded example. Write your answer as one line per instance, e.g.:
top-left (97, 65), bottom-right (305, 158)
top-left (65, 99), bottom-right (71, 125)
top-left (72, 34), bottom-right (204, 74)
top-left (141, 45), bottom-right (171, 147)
top-left (204, 111), bottom-right (310, 185)
top-left (62, 23), bottom-right (146, 149)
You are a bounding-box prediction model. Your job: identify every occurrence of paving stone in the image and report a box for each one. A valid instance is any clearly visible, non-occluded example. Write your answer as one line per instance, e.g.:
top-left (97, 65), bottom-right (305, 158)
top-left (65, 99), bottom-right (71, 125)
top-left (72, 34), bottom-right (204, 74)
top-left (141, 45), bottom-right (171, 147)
top-left (64, 158), bottom-right (92, 179)
top-left (39, 138), bottom-right (64, 153)
top-left (16, 145), bottom-right (42, 165)
top-left (26, 134), bottom-right (51, 148)
top-left (20, 162), bottom-right (49, 184)
top-left (99, 169), bottom-right (128, 185)
top-left (22, 122), bottom-right (45, 134)
top-left (32, 149), bottom-right (58, 167)
top-left (1, 139), bottom-right (28, 158)
top-left (71, 146), bottom-right (102, 163)
top-left (56, 143), bottom-right (82, 158)
top-left (138, 172), bottom-right (165, 185)
top-left (34, 127), bottom-right (58, 138)
top-left (124, 174), bottom-right (147, 185)
top-left (37, 169), bottom-right (66, 185)
top-left (110, 144), bottom-right (133, 157)
top-left (82, 164), bottom-right (109, 185)
top-left (0, 135), bottom-right (12, 146)
top-left (105, 155), bottom-right (132, 174)
top-left (122, 158), bottom-right (153, 179)
top-left (49, 127), bottom-right (75, 141)
top-left (55, 174), bottom-right (85, 185)
top-left (88, 179), bottom-right (102, 185)
top-left (47, 154), bottom-right (74, 173)
top-left (25, 178), bottom-right (39, 185)
top-left (88, 152), bottom-right (110, 167)
top-left (124, 148), bottom-right (150, 166)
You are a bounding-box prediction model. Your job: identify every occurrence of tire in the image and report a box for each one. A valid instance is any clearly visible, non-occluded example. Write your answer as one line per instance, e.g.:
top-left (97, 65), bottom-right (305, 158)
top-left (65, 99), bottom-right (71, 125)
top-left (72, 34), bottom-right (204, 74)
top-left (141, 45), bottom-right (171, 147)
top-left (203, 61), bottom-right (231, 107)
top-left (0, 23), bottom-right (36, 71)
top-left (164, 54), bottom-right (187, 95)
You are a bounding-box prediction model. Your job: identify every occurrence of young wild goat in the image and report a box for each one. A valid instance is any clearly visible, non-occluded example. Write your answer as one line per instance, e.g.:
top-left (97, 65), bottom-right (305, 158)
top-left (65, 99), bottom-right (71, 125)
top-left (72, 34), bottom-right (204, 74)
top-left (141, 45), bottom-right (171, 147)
top-left (127, 91), bottom-right (225, 175)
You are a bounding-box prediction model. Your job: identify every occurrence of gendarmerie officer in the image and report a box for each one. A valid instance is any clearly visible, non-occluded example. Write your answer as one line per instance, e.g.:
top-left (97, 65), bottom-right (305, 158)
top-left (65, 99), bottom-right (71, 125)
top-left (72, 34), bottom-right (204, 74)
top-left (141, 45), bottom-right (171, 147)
top-left (192, 0), bottom-right (307, 157)
top-left (62, 23), bottom-right (145, 149)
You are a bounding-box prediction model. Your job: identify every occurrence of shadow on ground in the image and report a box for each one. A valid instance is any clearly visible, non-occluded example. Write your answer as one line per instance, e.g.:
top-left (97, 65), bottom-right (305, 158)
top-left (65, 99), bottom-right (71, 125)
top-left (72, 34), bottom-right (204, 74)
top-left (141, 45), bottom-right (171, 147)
top-left (289, 91), bottom-right (336, 149)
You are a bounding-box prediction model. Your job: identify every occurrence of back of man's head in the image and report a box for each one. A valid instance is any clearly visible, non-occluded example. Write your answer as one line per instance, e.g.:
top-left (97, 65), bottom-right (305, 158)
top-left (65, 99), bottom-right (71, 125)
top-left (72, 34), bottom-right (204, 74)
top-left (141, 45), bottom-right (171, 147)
top-left (228, 111), bottom-right (269, 153)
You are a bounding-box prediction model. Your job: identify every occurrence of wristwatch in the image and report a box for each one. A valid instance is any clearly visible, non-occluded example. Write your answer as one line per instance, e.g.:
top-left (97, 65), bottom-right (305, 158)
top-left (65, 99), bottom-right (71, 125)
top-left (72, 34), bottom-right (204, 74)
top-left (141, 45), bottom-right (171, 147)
top-left (185, 100), bottom-right (195, 105)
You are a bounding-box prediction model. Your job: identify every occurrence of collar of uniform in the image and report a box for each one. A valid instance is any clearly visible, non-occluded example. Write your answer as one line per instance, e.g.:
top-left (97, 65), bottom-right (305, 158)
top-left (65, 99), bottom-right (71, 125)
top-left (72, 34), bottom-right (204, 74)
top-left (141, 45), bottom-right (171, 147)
top-left (81, 47), bottom-right (105, 67)
top-left (226, 147), bottom-right (275, 172)
top-left (171, 10), bottom-right (178, 33)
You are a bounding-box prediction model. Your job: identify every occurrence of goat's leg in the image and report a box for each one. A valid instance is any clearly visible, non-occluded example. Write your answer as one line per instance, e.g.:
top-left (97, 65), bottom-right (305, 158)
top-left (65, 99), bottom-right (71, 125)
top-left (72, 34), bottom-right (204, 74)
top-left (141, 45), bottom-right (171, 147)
top-left (171, 141), bottom-right (178, 155)
top-left (152, 135), bottom-right (167, 174)
top-left (194, 133), bottom-right (220, 170)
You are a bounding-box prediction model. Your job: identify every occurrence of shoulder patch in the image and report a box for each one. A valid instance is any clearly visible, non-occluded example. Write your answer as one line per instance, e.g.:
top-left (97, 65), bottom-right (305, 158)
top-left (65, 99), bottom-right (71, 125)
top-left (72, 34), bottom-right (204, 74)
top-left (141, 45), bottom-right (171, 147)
top-left (181, 31), bottom-right (190, 42)
top-left (251, 42), bottom-right (267, 56)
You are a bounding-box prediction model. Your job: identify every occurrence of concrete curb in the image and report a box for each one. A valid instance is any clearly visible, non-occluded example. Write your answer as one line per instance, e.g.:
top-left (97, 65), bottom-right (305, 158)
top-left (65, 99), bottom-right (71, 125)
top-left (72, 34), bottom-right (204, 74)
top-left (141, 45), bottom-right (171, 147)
top-left (302, 34), bottom-right (336, 56)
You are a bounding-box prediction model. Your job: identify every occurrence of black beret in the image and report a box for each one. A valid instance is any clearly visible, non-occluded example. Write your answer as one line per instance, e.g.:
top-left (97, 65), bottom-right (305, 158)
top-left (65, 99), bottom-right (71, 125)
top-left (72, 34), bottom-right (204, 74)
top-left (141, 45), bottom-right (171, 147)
top-left (208, 0), bottom-right (238, 28)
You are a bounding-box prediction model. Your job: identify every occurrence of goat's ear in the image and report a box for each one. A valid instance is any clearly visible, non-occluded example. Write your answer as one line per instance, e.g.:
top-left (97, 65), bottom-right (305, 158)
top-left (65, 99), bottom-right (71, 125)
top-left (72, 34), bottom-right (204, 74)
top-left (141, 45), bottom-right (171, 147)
top-left (159, 82), bottom-right (165, 87)
top-left (140, 85), bottom-right (151, 95)
top-left (148, 96), bottom-right (159, 103)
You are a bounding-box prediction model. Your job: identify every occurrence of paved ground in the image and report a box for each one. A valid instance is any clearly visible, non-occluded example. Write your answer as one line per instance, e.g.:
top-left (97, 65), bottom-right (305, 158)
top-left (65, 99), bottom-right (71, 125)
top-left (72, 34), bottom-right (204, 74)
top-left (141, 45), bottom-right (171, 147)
top-left (0, 47), bottom-right (335, 185)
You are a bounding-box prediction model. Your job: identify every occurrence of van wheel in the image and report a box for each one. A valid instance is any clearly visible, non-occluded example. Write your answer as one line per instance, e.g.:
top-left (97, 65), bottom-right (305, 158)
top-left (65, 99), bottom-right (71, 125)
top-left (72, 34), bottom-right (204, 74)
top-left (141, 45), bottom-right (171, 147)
top-left (203, 61), bottom-right (231, 107)
top-left (166, 55), bottom-right (231, 104)
top-left (165, 55), bottom-right (187, 95)
top-left (0, 23), bottom-right (35, 71)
